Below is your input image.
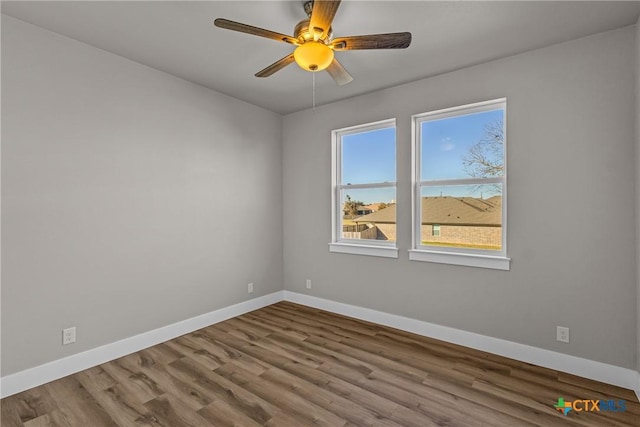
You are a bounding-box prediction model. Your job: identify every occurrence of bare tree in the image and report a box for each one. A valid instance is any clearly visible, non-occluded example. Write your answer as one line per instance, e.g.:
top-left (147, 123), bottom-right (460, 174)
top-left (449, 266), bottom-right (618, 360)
top-left (344, 195), bottom-right (364, 218)
top-left (461, 120), bottom-right (504, 194)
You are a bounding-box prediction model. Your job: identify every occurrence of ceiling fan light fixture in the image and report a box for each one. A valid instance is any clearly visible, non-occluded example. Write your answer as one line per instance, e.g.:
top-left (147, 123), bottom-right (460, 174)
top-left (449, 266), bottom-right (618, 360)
top-left (293, 41), bottom-right (334, 72)
top-left (215, 0), bottom-right (411, 83)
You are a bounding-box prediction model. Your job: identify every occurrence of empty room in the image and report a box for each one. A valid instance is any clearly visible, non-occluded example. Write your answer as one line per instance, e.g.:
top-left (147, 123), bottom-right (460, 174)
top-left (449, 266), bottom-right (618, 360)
top-left (2, 1), bottom-right (640, 426)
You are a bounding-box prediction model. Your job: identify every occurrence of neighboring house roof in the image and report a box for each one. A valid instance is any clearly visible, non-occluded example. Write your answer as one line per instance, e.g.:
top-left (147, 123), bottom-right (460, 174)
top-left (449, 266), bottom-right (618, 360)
top-left (353, 205), bottom-right (396, 223)
top-left (361, 203), bottom-right (385, 212)
top-left (354, 196), bottom-right (501, 226)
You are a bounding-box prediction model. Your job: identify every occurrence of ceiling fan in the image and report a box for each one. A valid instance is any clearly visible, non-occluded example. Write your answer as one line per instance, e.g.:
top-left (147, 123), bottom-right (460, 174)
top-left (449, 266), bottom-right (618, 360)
top-left (214, 0), bottom-right (411, 85)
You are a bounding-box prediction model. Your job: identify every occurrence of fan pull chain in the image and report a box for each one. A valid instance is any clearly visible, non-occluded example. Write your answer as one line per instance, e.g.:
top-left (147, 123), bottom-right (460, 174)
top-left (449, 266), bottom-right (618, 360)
top-left (312, 71), bottom-right (316, 111)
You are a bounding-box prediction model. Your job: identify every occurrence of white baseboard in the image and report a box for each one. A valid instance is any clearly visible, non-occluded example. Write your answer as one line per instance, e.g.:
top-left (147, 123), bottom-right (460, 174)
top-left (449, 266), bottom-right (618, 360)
top-left (2, 289), bottom-right (638, 400)
top-left (283, 291), bottom-right (639, 393)
top-left (0, 291), bottom-right (284, 398)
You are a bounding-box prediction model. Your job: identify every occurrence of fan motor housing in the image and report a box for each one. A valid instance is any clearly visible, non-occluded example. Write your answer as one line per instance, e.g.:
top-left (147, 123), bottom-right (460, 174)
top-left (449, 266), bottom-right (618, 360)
top-left (294, 19), bottom-right (332, 43)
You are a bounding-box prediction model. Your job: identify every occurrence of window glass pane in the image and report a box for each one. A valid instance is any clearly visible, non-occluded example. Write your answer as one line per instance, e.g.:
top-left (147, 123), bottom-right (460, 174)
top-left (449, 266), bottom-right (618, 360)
top-left (342, 127), bottom-right (395, 185)
top-left (421, 109), bottom-right (504, 181)
top-left (340, 188), bottom-right (396, 242)
top-left (420, 184), bottom-right (502, 250)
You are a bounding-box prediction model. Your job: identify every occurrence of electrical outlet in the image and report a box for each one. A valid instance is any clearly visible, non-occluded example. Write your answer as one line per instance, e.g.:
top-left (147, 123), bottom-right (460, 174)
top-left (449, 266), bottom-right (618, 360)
top-left (248, 282), bottom-right (254, 293)
top-left (556, 326), bottom-right (569, 343)
top-left (62, 327), bottom-right (76, 345)
top-left (306, 279), bottom-right (312, 289)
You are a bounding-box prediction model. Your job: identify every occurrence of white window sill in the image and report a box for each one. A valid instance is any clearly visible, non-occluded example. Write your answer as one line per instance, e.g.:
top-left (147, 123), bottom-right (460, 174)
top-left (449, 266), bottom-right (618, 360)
top-left (329, 242), bottom-right (399, 258)
top-left (408, 249), bottom-right (510, 270)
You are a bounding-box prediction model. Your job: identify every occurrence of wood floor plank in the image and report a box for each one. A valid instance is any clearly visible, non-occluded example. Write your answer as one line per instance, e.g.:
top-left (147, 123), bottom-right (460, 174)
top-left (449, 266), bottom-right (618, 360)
top-left (190, 329), bottom-right (424, 425)
top-left (422, 374), bottom-right (577, 426)
top-left (264, 304), bottom-right (378, 339)
top-left (253, 306), bottom-right (357, 341)
top-left (197, 398), bottom-right (264, 427)
top-left (242, 312), bottom-right (312, 341)
top-left (75, 366), bottom-right (117, 395)
top-left (271, 303), bottom-right (380, 337)
top-left (44, 376), bottom-right (119, 427)
top-left (99, 357), bottom-right (164, 405)
top-left (166, 356), bottom-right (279, 424)
top-left (224, 317), bottom-right (274, 338)
top-left (259, 364), bottom-right (406, 427)
top-left (365, 364), bottom-right (538, 427)
top-left (318, 359), bottom-right (485, 427)
top-left (459, 363), bottom-right (638, 426)
top-left (142, 393), bottom-right (213, 427)
top-left (89, 384), bottom-right (161, 427)
top-left (263, 411), bottom-right (319, 427)
top-left (472, 379), bottom-right (598, 427)
top-left (245, 314), bottom-right (434, 385)
top-left (2, 396), bottom-right (31, 427)
top-left (215, 361), bottom-right (349, 427)
top-left (21, 410), bottom-right (71, 427)
top-left (125, 356), bottom-right (213, 411)
top-left (0, 385), bottom-right (58, 426)
top-left (191, 329), bottom-right (272, 374)
top-left (277, 355), bottom-right (437, 427)
top-left (558, 372), bottom-right (639, 401)
top-left (509, 367), bottom-right (640, 417)
top-left (305, 332), bottom-right (463, 385)
top-left (268, 329), bottom-right (435, 384)
top-left (3, 301), bottom-right (639, 427)
top-left (139, 342), bottom-right (185, 366)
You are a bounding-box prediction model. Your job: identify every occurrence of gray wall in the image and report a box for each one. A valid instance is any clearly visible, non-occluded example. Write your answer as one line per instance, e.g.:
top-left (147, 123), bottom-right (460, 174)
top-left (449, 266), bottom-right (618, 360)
top-left (1, 16), bottom-right (283, 376)
top-left (283, 26), bottom-right (637, 369)
top-left (636, 18), bottom-right (640, 377)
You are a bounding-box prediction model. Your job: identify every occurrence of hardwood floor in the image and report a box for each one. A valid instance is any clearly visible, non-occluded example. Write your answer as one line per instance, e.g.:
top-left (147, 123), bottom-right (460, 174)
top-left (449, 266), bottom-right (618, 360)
top-left (2, 301), bottom-right (639, 426)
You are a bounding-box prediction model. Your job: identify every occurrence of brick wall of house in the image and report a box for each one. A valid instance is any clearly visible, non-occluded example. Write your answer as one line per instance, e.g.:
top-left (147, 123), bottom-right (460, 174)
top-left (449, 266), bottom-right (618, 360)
top-left (421, 224), bottom-right (501, 248)
top-left (377, 223), bottom-right (396, 241)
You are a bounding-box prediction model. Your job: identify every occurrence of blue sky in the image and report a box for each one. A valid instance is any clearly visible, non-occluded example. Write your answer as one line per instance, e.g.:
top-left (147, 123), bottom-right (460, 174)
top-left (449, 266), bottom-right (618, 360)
top-left (341, 109), bottom-right (503, 204)
top-left (421, 109), bottom-right (503, 182)
top-left (342, 127), bottom-right (396, 184)
top-left (341, 127), bottom-right (395, 204)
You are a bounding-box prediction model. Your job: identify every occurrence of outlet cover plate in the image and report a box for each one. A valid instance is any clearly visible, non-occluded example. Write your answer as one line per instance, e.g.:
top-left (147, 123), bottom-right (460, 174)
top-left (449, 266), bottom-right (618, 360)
top-left (556, 326), bottom-right (569, 343)
top-left (63, 327), bottom-right (76, 345)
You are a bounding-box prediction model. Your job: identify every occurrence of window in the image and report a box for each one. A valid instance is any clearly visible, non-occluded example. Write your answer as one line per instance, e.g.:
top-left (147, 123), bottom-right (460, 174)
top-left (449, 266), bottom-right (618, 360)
top-left (330, 119), bottom-right (398, 258)
top-left (410, 99), bottom-right (510, 270)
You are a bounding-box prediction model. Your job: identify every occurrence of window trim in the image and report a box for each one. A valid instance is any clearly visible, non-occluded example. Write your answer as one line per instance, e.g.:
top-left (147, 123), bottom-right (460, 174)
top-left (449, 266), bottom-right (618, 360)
top-left (330, 118), bottom-right (398, 258)
top-left (410, 99), bottom-right (510, 270)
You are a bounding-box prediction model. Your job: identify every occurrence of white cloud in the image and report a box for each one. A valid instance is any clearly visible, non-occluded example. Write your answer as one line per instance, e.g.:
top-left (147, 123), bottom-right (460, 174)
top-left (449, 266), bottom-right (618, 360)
top-left (441, 137), bottom-right (455, 151)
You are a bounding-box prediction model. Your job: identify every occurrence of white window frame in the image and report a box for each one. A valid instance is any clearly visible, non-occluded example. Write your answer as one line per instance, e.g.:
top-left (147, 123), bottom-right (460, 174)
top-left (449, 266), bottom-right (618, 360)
top-left (330, 118), bottom-right (398, 258)
top-left (409, 99), bottom-right (510, 270)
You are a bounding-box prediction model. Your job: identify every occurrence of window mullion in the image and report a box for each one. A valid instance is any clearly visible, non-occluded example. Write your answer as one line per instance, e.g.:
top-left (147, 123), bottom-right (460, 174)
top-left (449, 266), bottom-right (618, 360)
top-left (420, 177), bottom-right (504, 187)
top-left (338, 182), bottom-right (396, 190)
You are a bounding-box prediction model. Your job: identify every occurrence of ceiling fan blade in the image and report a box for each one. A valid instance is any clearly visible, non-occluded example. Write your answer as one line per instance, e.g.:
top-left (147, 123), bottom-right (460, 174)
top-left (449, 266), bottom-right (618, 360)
top-left (214, 18), bottom-right (298, 45)
top-left (331, 32), bottom-right (412, 51)
top-left (309, 0), bottom-right (341, 40)
top-left (255, 53), bottom-right (296, 77)
top-left (326, 58), bottom-right (353, 85)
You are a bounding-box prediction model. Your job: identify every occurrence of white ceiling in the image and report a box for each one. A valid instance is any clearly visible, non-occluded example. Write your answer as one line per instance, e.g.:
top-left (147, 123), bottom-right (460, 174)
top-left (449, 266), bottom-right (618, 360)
top-left (2, 1), bottom-right (639, 114)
